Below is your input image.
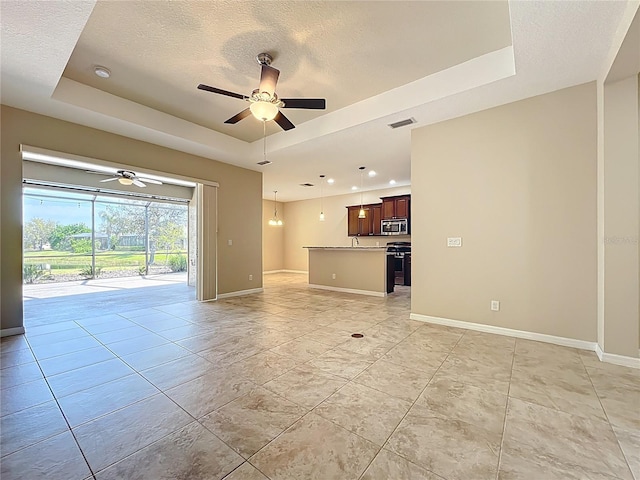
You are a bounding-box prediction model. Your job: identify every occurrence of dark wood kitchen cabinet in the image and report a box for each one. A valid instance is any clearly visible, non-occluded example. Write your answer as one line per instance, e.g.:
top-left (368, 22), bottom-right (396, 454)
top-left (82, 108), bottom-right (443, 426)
top-left (381, 195), bottom-right (411, 220)
top-left (347, 204), bottom-right (380, 236)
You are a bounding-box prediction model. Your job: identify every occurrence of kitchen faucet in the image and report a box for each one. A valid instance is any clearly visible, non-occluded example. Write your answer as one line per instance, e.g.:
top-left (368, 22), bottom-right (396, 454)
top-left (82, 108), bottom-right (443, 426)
top-left (351, 236), bottom-right (359, 247)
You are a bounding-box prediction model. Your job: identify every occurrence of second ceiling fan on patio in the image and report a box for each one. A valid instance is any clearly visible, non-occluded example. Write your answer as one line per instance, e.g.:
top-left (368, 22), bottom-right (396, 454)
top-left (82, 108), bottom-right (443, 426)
top-left (91, 170), bottom-right (163, 188)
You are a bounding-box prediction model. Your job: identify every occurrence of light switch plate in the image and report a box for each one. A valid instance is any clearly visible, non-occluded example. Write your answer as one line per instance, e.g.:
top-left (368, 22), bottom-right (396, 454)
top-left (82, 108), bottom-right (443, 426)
top-left (447, 237), bottom-right (462, 247)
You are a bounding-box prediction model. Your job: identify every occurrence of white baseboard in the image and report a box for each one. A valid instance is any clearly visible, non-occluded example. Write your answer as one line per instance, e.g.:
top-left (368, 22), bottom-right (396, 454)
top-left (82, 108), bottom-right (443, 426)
top-left (308, 284), bottom-right (386, 298)
top-left (263, 270), bottom-right (308, 275)
top-left (1, 327), bottom-right (26, 337)
top-left (217, 288), bottom-right (264, 299)
top-left (596, 343), bottom-right (640, 369)
top-left (409, 313), bottom-right (596, 351)
top-left (411, 313), bottom-right (640, 369)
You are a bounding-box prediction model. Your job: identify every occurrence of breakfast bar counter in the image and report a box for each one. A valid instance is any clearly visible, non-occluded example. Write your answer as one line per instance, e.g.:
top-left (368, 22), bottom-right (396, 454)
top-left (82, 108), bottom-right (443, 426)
top-left (303, 246), bottom-right (389, 297)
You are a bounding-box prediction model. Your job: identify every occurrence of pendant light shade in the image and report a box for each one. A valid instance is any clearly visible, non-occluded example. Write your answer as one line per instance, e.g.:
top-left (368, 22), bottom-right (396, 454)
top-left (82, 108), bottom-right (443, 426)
top-left (269, 190), bottom-right (283, 226)
top-left (358, 166), bottom-right (366, 218)
top-left (319, 175), bottom-right (325, 222)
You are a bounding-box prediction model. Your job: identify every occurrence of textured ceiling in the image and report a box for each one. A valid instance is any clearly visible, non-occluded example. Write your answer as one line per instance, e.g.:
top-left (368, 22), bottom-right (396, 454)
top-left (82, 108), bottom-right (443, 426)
top-left (1, 1), bottom-right (636, 201)
top-left (62, 0), bottom-right (512, 142)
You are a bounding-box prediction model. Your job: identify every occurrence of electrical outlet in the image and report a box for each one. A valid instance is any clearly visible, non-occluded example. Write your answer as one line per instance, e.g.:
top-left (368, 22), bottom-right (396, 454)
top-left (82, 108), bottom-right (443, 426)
top-left (248, 274), bottom-right (253, 281)
top-left (447, 237), bottom-right (462, 247)
top-left (227, 239), bottom-right (232, 246)
top-left (332, 273), bottom-right (336, 279)
top-left (491, 300), bottom-right (500, 311)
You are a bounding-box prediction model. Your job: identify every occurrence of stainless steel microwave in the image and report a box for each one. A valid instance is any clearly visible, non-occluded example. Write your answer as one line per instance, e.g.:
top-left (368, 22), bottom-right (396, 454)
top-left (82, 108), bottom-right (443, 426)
top-left (381, 218), bottom-right (408, 235)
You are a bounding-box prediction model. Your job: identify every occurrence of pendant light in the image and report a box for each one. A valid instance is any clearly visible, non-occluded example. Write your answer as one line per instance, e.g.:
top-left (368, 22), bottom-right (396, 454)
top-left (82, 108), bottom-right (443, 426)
top-left (268, 190), bottom-right (283, 226)
top-left (319, 175), bottom-right (325, 222)
top-left (358, 166), bottom-right (366, 218)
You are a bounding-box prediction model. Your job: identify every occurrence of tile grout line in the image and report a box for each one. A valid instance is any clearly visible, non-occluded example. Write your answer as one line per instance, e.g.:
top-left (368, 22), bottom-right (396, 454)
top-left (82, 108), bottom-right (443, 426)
top-left (580, 354), bottom-right (637, 479)
top-left (19, 334), bottom-right (97, 479)
top-left (352, 324), bottom-right (467, 480)
top-left (494, 339), bottom-right (517, 480)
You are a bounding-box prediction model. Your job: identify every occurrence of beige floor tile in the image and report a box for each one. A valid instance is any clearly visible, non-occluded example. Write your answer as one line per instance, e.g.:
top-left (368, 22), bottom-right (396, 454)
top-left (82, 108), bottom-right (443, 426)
top-left (454, 330), bottom-right (515, 355)
top-left (434, 352), bottom-right (512, 395)
top-left (200, 386), bottom-right (307, 458)
top-left (263, 364), bottom-right (347, 409)
top-left (223, 462), bottom-right (269, 480)
top-left (37, 346), bottom-right (117, 377)
top-left (382, 342), bottom-right (449, 372)
top-left (0, 335), bottom-right (30, 354)
top-left (47, 358), bottom-right (134, 398)
top-left (0, 401), bottom-right (69, 456)
top-left (361, 448), bottom-right (445, 480)
top-left (354, 359), bottom-right (434, 403)
top-left (139, 353), bottom-right (213, 390)
top-left (416, 376), bottom-right (507, 435)
top-left (29, 336), bottom-right (102, 361)
top-left (95, 421), bottom-right (243, 480)
top-left (503, 397), bottom-right (633, 479)
top-left (306, 348), bottom-right (373, 379)
top-left (0, 430), bottom-right (91, 480)
top-left (73, 394), bottom-right (193, 472)
top-left (121, 342), bottom-right (192, 371)
top-left (301, 327), bottom-right (352, 347)
top-left (1, 348), bottom-right (36, 370)
top-left (269, 337), bottom-right (331, 362)
top-left (58, 373), bottom-right (158, 427)
top-left (250, 413), bottom-right (378, 480)
top-left (104, 332), bottom-right (170, 357)
top-left (227, 351), bottom-right (300, 385)
top-left (0, 361), bottom-right (43, 389)
top-left (407, 324), bottom-right (465, 351)
top-left (509, 357), bottom-right (606, 421)
top-left (587, 368), bottom-right (640, 430)
top-left (165, 370), bottom-right (255, 418)
top-left (387, 403), bottom-right (501, 480)
top-left (613, 426), bottom-right (640, 480)
top-left (336, 335), bottom-right (397, 361)
top-left (26, 327), bottom-right (92, 347)
top-left (498, 444), bottom-right (622, 480)
top-left (1, 378), bottom-right (54, 416)
top-left (314, 382), bottom-right (411, 445)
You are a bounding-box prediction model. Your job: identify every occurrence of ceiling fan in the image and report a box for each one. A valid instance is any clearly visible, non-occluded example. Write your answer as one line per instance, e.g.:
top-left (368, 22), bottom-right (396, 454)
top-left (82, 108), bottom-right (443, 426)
top-left (197, 53), bottom-right (326, 131)
top-left (96, 170), bottom-right (163, 188)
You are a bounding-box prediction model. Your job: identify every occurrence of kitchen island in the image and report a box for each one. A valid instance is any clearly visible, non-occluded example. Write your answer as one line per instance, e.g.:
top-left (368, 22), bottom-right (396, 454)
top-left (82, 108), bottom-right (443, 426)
top-left (304, 246), bottom-right (390, 297)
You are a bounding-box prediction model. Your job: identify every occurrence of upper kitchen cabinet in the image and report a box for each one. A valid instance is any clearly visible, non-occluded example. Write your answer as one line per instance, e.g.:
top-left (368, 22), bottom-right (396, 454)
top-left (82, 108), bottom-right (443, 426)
top-left (347, 204), bottom-right (380, 236)
top-left (381, 195), bottom-right (411, 220)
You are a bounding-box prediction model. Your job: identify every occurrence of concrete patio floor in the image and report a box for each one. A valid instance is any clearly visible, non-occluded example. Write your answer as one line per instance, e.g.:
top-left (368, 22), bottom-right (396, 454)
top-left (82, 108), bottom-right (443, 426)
top-left (23, 273), bottom-right (194, 328)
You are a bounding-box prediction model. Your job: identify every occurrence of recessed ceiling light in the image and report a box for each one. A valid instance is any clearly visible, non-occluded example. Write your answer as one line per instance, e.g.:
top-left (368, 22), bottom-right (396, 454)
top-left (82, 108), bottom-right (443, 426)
top-left (94, 66), bottom-right (111, 78)
top-left (389, 179), bottom-right (396, 185)
top-left (327, 178), bottom-right (335, 184)
top-left (368, 170), bottom-right (377, 177)
top-left (351, 186), bottom-right (358, 191)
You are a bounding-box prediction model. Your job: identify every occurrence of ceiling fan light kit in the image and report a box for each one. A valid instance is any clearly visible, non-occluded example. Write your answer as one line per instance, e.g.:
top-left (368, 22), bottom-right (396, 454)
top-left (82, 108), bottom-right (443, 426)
top-left (197, 52), bottom-right (326, 131)
top-left (97, 169), bottom-right (163, 188)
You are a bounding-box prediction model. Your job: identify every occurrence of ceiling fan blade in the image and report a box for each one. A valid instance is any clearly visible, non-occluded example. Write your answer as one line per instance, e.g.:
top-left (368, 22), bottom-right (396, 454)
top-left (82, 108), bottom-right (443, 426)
top-left (274, 111), bottom-right (295, 131)
top-left (224, 108), bottom-right (252, 124)
top-left (132, 179), bottom-right (146, 188)
top-left (259, 64), bottom-right (280, 97)
top-left (197, 84), bottom-right (247, 100)
top-left (137, 177), bottom-right (162, 185)
top-left (281, 98), bottom-right (326, 109)
top-left (100, 177), bottom-right (119, 183)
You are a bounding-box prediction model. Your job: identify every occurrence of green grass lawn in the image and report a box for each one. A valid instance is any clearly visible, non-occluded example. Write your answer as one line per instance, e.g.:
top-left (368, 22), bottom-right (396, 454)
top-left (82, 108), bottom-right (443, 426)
top-left (24, 249), bottom-right (187, 272)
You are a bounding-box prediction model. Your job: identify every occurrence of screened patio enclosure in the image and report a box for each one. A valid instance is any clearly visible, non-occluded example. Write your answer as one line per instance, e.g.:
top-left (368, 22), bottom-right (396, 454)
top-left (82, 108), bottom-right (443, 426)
top-left (23, 187), bottom-right (189, 284)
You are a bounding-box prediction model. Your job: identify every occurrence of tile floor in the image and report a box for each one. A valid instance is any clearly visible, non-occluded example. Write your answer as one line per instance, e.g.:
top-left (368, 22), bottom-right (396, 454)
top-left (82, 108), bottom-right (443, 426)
top-left (1, 273), bottom-right (639, 479)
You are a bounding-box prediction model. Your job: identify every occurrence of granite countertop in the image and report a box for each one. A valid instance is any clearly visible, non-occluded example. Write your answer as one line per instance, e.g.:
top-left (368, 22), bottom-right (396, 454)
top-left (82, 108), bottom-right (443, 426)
top-left (303, 246), bottom-right (388, 250)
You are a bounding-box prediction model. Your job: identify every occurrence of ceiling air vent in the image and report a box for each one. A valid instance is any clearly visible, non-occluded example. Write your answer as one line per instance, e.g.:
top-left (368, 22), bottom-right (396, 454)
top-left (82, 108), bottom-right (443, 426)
top-left (388, 118), bottom-right (416, 129)
top-left (300, 183), bottom-right (314, 187)
top-left (257, 160), bottom-right (272, 166)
